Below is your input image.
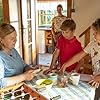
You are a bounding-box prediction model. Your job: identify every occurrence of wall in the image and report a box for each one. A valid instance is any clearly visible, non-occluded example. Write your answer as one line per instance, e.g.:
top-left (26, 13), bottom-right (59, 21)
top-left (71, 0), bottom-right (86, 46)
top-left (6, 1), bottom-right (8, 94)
top-left (38, 30), bottom-right (45, 53)
top-left (72, 0), bottom-right (100, 47)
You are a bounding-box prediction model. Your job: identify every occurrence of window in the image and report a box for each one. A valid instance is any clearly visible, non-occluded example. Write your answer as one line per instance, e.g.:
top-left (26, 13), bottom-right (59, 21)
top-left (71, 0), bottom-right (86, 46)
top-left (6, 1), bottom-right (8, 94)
top-left (37, 1), bottom-right (67, 27)
top-left (0, 0), bottom-right (3, 24)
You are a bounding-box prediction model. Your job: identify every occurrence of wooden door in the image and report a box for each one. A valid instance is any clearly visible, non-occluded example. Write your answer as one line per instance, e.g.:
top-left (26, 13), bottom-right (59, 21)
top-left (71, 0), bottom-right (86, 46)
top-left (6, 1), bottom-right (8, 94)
top-left (2, 0), bottom-right (37, 65)
top-left (21, 0), bottom-right (37, 64)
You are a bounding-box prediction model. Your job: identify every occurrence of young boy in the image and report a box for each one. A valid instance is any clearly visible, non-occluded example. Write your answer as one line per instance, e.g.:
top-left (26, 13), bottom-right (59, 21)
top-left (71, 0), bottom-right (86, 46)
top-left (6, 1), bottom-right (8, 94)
top-left (60, 18), bottom-right (100, 100)
top-left (43, 19), bottom-right (83, 75)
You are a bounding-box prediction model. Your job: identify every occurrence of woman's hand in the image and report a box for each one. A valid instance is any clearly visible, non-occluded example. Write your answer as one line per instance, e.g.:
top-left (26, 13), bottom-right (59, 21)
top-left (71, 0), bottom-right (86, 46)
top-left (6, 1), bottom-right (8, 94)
top-left (23, 70), bottom-right (34, 81)
top-left (24, 65), bottom-right (35, 71)
top-left (88, 75), bottom-right (100, 88)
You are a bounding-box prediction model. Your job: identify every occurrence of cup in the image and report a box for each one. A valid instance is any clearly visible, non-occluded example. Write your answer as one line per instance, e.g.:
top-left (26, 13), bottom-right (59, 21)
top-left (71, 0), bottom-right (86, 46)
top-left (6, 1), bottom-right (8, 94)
top-left (49, 73), bottom-right (58, 85)
top-left (70, 73), bottom-right (80, 85)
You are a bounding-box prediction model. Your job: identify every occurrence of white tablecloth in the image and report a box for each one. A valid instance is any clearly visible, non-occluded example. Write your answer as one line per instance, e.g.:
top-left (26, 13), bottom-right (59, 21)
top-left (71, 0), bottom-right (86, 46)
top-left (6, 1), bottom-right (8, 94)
top-left (26, 72), bottom-right (95, 100)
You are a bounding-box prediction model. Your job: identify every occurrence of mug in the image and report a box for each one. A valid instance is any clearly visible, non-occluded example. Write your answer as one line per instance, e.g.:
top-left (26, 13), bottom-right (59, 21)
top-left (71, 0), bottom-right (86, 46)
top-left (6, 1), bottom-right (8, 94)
top-left (70, 73), bottom-right (80, 85)
top-left (49, 73), bottom-right (58, 85)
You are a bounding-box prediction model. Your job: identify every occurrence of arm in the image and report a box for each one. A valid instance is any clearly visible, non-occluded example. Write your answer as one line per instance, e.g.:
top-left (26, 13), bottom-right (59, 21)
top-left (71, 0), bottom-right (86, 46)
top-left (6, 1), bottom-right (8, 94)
top-left (0, 69), bottom-right (34, 88)
top-left (6, 70), bottom-right (34, 87)
top-left (60, 50), bottom-right (87, 73)
top-left (0, 56), bottom-right (34, 88)
top-left (43, 48), bottom-right (60, 75)
top-left (74, 58), bottom-right (84, 73)
top-left (51, 22), bottom-right (56, 42)
top-left (51, 22), bottom-right (55, 36)
top-left (50, 48), bottom-right (60, 69)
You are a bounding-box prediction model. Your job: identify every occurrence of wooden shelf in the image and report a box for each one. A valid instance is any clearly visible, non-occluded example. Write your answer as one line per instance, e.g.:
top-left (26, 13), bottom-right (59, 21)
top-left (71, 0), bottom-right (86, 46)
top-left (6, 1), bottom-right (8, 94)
top-left (45, 30), bottom-right (53, 53)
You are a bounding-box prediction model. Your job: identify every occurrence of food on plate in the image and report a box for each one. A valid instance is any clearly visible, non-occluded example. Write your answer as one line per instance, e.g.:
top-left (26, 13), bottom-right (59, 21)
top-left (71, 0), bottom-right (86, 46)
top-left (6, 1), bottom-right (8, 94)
top-left (36, 79), bottom-right (52, 86)
top-left (40, 79), bottom-right (52, 85)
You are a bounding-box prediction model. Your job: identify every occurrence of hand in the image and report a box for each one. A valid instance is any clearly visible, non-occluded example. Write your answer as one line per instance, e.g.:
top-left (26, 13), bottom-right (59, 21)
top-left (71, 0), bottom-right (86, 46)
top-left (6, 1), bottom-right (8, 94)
top-left (33, 65), bottom-right (43, 70)
top-left (57, 69), bottom-right (64, 75)
top-left (23, 70), bottom-right (34, 81)
top-left (59, 67), bottom-right (65, 75)
top-left (88, 75), bottom-right (100, 88)
top-left (24, 65), bottom-right (35, 71)
top-left (43, 68), bottom-right (52, 75)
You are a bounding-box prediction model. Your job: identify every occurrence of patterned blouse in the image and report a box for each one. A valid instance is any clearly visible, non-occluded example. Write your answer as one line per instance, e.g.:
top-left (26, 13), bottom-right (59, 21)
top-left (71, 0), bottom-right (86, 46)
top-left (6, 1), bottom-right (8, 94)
top-left (84, 40), bottom-right (100, 74)
top-left (52, 16), bottom-right (67, 33)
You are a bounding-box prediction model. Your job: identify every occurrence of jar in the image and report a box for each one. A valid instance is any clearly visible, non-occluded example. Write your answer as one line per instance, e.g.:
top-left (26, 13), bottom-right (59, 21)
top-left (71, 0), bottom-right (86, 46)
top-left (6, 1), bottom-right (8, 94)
top-left (57, 74), bottom-right (68, 87)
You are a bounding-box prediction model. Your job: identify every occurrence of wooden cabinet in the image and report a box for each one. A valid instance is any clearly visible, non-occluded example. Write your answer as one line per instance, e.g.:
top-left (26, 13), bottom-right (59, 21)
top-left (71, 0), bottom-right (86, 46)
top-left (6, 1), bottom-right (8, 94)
top-left (37, 29), bottom-right (53, 53)
top-left (45, 30), bottom-right (53, 53)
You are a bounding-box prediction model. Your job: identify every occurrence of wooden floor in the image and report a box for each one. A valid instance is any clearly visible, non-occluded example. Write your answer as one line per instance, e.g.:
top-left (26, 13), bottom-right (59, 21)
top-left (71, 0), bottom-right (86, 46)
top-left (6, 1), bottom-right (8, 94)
top-left (38, 53), bottom-right (52, 66)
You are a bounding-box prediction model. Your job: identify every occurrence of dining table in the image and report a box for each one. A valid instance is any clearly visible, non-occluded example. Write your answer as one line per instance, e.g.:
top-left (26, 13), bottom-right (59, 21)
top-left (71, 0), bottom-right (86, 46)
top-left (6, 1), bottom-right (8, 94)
top-left (25, 65), bottom-right (95, 100)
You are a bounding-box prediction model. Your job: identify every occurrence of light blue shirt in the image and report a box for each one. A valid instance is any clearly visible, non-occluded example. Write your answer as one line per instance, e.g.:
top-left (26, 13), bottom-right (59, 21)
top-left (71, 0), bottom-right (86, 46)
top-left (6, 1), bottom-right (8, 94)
top-left (0, 48), bottom-right (27, 88)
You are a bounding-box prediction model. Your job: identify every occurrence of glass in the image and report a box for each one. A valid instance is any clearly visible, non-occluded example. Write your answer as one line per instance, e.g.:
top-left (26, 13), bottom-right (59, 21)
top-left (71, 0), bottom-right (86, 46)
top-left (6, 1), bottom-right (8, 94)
top-left (57, 73), bottom-right (68, 87)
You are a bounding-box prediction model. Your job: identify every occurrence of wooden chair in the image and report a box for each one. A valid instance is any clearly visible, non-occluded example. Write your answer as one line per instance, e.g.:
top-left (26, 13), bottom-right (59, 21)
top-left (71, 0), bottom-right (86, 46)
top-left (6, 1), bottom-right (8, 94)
top-left (79, 55), bottom-right (93, 75)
